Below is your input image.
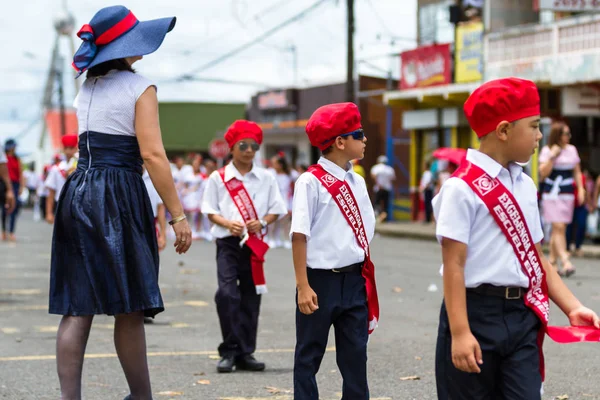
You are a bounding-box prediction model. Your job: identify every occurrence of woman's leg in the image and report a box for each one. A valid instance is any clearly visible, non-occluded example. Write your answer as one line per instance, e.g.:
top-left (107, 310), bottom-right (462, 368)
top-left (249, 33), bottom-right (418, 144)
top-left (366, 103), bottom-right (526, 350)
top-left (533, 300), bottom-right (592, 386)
top-left (56, 315), bottom-right (94, 400)
top-left (114, 312), bottom-right (152, 400)
top-left (552, 223), bottom-right (575, 274)
top-left (8, 182), bottom-right (20, 235)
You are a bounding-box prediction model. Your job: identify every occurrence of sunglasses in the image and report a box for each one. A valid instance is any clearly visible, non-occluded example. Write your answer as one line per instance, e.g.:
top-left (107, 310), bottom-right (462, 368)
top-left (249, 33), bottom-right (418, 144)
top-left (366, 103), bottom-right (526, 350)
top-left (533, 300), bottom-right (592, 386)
top-left (320, 129), bottom-right (366, 147)
top-left (238, 142), bottom-right (260, 152)
top-left (340, 129), bottom-right (366, 141)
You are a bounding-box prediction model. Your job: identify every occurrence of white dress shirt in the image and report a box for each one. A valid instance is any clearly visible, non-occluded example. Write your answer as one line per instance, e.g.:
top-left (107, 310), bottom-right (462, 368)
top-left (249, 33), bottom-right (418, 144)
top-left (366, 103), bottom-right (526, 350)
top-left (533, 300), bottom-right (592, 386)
top-left (432, 149), bottom-right (544, 288)
top-left (290, 157), bottom-right (376, 270)
top-left (45, 158), bottom-right (77, 201)
top-left (370, 163), bottom-right (396, 191)
top-left (201, 162), bottom-right (288, 239)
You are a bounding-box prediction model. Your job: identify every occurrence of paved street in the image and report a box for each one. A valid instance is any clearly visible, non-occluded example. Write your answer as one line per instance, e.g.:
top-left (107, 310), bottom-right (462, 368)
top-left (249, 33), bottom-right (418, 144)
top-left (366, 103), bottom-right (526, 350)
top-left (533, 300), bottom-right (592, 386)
top-left (2, 211), bottom-right (600, 400)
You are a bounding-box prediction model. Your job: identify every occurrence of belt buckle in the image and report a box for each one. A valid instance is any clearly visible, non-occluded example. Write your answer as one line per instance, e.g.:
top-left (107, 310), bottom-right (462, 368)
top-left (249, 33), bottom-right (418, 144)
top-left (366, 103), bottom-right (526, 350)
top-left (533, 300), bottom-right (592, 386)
top-left (331, 268), bottom-right (341, 273)
top-left (505, 287), bottom-right (521, 300)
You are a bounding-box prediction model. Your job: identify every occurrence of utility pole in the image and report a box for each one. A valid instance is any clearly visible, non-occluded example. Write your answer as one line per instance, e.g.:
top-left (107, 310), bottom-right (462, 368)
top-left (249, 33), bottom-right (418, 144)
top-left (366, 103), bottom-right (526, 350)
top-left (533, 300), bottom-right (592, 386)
top-left (56, 55), bottom-right (66, 137)
top-left (346, 0), bottom-right (355, 103)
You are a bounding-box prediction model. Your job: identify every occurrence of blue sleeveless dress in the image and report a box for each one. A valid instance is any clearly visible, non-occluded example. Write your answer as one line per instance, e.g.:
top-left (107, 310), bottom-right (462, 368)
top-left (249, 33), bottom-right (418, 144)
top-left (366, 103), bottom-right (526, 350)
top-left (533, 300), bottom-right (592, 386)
top-left (49, 70), bottom-right (164, 317)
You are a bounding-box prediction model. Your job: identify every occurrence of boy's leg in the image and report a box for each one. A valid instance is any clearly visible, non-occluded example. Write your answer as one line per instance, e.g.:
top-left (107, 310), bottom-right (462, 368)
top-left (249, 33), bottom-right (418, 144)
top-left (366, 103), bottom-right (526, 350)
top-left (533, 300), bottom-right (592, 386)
top-left (498, 303), bottom-right (542, 400)
top-left (435, 296), bottom-right (503, 400)
top-left (294, 269), bottom-right (338, 400)
top-left (215, 238), bottom-right (243, 358)
top-left (237, 246), bottom-right (262, 357)
top-left (333, 271), bottom-right (369, 400)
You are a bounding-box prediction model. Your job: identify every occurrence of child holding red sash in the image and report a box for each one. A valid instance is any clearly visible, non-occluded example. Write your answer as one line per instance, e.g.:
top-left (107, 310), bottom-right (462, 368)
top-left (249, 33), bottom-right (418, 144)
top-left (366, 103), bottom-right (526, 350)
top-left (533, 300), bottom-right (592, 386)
top-left (433, 77), bottom-right (600, 400)
top-left (291, 102), bottom-right (378, 400)
top-left (201, 120), bottom-right (287, 373)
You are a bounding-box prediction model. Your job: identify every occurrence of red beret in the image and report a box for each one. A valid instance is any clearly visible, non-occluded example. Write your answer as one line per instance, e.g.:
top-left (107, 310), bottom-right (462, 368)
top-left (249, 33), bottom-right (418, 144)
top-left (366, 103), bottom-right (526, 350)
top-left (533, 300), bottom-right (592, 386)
top-left (61, 134), bottom-right (79, 148)
top-left (464, 77), bottom-right (540, 138)
top-left (224, 120), bottom-right (263, 148)
top-left (306, 103), bottom-right (362, 150)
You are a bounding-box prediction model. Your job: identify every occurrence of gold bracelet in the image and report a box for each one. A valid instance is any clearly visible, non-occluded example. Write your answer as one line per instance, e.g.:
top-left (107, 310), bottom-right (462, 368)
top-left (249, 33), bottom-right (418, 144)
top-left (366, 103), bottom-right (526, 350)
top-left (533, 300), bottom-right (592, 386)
top-left (168, 215), bottom-right (187, 226)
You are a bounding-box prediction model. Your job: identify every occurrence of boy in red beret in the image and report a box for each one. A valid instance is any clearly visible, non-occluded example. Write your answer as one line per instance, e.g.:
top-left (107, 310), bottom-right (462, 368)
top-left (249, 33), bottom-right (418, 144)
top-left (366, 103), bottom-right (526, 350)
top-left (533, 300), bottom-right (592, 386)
top-left (201, 120), bottom-right (287, 373)
top-left (433, 77), bottom-right (600, 399)
top-left (291, 102), bottom-right (379, 399)
top-left (45, 134), bottom-right (79, 224)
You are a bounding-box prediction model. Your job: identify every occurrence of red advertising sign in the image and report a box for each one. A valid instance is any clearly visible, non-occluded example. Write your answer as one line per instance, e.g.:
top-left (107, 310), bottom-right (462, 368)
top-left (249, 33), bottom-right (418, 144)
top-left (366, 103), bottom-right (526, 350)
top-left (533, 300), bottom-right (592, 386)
top-left (400, 44), bottom-right (451, 90)
top-left (209, 138), bottom-right (229, 160)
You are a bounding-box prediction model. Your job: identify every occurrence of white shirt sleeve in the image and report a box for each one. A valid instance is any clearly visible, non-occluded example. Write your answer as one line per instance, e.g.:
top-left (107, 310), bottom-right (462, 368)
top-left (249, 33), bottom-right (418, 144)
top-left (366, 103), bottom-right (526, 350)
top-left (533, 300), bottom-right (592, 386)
top-left (290, 175), bottom-right (317, 238)
top-left (266, 174), bottom-right (288, 216)
top-left (44, 167), bottom-right (60, 191)
top-left (200, 172), bottom-right (221, 215)
top-left (432, 178), bottom-right (475, 245)
top-left (0, 151), bottom-right (6, 164)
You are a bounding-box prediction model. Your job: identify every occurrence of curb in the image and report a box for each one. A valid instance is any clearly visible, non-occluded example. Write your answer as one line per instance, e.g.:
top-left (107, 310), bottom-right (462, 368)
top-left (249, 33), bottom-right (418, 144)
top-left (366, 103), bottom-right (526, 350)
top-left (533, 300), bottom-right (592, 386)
top-left (375, 225), bottom-right (600, 260)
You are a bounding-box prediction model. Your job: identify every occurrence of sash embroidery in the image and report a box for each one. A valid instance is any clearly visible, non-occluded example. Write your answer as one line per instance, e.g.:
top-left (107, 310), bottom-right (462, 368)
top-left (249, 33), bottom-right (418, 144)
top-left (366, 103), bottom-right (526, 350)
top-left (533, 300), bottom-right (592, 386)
top-left (218, 168), bottom-right (268, 295)
top-left (455, 161), bottom-right (600, 381)
top-left (308, 164), bottom-right (379, 335)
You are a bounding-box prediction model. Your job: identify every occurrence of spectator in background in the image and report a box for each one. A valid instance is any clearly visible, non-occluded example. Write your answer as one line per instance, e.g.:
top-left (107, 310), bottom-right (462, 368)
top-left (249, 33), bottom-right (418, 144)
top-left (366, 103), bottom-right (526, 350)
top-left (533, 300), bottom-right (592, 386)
top-left (2, 139), bottom-right (23, 241)
top-left (0, 146), bottom-right (15, 215)
top-left (419, 159), bottom-right (435, 223)
top-left (268, 153), bottom-right (294, 249)
top-left (435, 161), bottom-right (457, 194)
top-left (23, 163), bottom-right (39, 207)
top-left (539, 122), bottom-right (583, 277)
top-left (567, 167), bottom-right (592, 257)
top-left (370, 155), bottom-right (396, 222)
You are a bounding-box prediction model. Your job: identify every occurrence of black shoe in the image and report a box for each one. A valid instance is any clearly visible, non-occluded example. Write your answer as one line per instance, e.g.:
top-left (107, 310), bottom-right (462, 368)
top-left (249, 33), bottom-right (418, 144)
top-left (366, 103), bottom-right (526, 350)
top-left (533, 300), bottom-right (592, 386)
top-left (217, 355), bottom-right (235, 373)
top-left (235, 354), bottom-right (265, 371)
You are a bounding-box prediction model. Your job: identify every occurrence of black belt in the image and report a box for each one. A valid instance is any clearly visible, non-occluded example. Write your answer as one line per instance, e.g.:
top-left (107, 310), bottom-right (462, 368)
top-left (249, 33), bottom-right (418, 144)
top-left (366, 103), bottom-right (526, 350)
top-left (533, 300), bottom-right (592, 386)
top-left (330, 262), bottom-right (364, 273)
top-left (467, 284), bottom-right (525, 300)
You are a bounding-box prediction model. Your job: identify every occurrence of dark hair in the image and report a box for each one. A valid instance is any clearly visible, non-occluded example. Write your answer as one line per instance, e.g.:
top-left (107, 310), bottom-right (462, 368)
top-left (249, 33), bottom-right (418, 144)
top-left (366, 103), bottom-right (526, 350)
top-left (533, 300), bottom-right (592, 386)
top-left (275, 155), bottom-right (291, 175)
top-left (87, 58), bottom-right (134, 78)
top-left (322, 146), bottom-right (333, 155)
top-left (548, 122), bottom-right (567, 147)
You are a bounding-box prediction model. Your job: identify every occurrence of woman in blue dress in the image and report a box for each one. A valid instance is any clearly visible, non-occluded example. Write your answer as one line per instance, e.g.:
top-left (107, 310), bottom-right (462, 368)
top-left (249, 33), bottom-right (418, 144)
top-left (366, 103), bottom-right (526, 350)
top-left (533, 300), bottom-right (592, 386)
top-left (49, 6), bottom-right (192, 400)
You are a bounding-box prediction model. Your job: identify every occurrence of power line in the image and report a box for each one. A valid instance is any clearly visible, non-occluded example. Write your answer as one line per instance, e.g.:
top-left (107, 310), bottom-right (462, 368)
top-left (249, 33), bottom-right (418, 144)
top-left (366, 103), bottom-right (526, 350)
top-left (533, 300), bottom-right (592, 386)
top-left (365, 0), bottom-right (396, 37)
top-left (179, 0), bottom-right (329, 81)
top-left (162, 76), bottom-right (272, 87)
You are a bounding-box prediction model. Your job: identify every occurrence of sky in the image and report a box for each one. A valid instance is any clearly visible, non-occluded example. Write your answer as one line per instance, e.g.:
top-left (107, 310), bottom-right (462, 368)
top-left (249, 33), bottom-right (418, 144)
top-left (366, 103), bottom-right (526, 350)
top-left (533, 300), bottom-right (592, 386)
top-left (0, 0), bottom-right (417, 155)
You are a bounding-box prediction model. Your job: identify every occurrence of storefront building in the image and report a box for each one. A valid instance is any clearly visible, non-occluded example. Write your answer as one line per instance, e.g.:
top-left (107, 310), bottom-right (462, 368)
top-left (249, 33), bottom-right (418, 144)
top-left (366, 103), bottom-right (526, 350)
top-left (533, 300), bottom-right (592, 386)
top-left (485, 3), bottom-right (600, 176)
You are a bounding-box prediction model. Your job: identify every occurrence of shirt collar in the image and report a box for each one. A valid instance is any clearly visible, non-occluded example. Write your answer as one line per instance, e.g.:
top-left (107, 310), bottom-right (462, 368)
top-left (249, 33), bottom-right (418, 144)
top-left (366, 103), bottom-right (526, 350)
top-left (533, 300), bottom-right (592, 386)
top-left (466, 149), bottom-right (523, 180)
top-left (318, 157), bottom-right (355, 182)
top-left (224, 162), bottom-right (258, 182)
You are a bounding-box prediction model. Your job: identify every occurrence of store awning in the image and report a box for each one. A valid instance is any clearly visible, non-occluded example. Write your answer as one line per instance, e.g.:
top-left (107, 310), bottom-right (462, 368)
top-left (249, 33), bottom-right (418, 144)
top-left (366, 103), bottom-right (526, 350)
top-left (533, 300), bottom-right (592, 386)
top-left (384, 82), bottom-right (481, 108)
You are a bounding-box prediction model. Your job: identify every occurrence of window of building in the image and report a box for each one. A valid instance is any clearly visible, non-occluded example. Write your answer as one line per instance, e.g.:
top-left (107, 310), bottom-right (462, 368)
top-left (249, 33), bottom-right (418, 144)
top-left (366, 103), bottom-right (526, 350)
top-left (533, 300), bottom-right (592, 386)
top-left (419, 0), bottom-right (456, 45)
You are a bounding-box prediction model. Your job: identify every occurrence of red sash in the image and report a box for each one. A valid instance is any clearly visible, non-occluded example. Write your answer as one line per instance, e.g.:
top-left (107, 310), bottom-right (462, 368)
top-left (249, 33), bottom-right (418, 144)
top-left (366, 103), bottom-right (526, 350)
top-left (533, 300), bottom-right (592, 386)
top-left (455, 161), bottom-right (600, 381)
top-left (218, 168), bottom-right (269, 295)
top-left (309, 164), bottom-right (379, 335)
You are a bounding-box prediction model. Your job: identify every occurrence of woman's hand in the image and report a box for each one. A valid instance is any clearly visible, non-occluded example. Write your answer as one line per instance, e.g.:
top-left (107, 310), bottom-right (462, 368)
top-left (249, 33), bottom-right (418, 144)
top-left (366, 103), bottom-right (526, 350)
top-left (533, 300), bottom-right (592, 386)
top-left (550, 144), bottom-right (562, 158)
top-left (172, 218), bottom-right (192, 254)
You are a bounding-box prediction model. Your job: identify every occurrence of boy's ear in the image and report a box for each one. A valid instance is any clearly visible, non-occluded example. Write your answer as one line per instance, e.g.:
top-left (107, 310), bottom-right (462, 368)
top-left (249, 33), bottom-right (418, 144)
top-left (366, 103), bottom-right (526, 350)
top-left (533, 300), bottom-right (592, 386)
top-left (494, 120), bottom-right (511, 141)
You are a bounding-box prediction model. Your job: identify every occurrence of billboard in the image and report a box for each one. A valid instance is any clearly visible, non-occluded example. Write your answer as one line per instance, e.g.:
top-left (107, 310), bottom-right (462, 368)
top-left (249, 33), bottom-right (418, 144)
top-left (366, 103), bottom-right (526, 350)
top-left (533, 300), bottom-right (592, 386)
top-left (400, 44), bottom-right (451, 90)
top-left (538, 0), bottom-right (600, 11)
top-left (455, 22), bottom-right (483, 83)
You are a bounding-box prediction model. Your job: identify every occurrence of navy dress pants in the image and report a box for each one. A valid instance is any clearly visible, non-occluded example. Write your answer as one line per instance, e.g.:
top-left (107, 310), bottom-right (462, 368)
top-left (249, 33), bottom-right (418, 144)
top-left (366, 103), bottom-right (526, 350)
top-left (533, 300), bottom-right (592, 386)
top-left (294, 266), bottom-right (369, 400)
top-left (436, 291), bottom-right (542, 400)
top-left (215, 236), bottom-right (261, 358)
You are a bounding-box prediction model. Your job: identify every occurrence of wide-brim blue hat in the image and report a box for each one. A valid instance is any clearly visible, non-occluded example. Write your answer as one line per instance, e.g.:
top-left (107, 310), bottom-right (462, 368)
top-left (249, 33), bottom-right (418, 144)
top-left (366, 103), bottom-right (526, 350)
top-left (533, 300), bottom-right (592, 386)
top-left (72, 6), bottom-right (176, 78)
